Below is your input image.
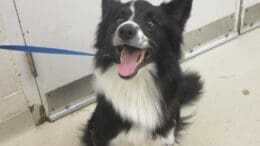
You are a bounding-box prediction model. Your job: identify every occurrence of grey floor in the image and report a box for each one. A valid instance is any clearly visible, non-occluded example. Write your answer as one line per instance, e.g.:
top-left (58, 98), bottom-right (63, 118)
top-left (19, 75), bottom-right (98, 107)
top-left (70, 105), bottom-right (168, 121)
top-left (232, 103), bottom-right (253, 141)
top-left (2, 28), bottom-right (260, 146)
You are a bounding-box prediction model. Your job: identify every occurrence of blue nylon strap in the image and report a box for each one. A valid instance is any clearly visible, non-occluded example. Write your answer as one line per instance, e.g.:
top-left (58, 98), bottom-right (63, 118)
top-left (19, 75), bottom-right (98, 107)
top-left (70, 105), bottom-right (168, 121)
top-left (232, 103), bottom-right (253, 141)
top-left (0, 45), bottom-right (95, 56)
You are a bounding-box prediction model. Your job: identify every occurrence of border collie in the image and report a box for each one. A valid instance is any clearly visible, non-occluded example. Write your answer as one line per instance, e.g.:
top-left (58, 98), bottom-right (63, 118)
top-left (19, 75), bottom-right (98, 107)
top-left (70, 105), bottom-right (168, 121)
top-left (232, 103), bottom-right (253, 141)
top-left (83, 0), bottom-right (202, 145)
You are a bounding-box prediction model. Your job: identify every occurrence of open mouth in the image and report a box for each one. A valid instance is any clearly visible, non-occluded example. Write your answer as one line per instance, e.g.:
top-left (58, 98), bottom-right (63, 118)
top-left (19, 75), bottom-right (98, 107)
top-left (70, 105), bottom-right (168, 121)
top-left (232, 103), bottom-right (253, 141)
top-left (116, 45), bottom-right (151, 79)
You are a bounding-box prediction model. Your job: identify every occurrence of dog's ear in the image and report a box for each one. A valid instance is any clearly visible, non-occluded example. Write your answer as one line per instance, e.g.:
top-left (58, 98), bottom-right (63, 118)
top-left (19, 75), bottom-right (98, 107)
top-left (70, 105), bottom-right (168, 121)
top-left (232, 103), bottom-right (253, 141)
top-left (102, 0), bottom-right (120, 17)
top-left (161, 0), bottom-right (193, 29)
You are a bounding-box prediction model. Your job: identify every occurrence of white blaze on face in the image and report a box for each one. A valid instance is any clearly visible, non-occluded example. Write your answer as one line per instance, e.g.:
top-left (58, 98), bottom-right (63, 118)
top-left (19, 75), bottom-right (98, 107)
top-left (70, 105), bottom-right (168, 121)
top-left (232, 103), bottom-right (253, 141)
top-left (129, 1), bottom-right (135, 20)
top-left (112, 1), bottom-right (150, 49)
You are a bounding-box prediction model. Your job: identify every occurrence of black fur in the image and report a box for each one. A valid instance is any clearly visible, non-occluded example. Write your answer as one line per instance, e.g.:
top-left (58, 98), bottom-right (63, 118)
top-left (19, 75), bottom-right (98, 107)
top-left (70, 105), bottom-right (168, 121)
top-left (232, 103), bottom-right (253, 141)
top-left (83, 0), bottom-right (202, 145)
top-left (179, 73), bottom-right (203, 106)
top-left (82, 95), bottom-right (132, 146)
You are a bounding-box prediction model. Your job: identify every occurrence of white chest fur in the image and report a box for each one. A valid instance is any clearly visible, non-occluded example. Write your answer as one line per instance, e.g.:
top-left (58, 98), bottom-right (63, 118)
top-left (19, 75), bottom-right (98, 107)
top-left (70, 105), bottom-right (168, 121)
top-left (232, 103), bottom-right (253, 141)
top-left (94, 63), bottom-right (162, 130)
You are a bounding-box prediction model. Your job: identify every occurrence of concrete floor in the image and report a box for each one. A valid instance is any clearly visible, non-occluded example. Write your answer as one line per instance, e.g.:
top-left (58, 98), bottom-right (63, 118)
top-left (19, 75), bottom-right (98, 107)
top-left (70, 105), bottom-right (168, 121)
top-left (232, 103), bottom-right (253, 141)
top-left (1, 28), bottom-right (260, 146)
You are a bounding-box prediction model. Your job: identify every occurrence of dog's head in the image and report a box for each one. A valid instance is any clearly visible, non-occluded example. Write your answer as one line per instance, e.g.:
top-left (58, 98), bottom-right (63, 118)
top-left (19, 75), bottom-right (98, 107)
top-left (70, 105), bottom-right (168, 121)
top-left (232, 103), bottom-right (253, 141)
top-left (95, 0), bottom-right (192, 79)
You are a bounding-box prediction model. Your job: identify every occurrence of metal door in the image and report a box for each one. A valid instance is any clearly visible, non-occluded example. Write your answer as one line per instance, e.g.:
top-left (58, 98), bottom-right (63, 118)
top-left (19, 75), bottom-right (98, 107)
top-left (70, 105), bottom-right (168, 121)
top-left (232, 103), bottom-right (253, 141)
top-left (14, 0), bottom-right (100, 120)
top-left (183, 0), bottom-right (240, 58)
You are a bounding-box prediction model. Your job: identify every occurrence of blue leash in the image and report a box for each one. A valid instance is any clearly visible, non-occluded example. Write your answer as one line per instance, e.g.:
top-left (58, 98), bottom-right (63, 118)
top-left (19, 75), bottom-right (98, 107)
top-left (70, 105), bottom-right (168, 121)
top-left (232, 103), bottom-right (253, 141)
top-left (0, 45), bottom-right (95, 56)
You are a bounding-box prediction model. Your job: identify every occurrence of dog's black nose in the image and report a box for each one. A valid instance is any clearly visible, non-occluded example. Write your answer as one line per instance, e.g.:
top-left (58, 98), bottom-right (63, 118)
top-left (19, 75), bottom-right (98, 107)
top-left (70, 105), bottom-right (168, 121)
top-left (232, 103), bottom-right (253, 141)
top-left (118, 24), bottom-right (137, 41)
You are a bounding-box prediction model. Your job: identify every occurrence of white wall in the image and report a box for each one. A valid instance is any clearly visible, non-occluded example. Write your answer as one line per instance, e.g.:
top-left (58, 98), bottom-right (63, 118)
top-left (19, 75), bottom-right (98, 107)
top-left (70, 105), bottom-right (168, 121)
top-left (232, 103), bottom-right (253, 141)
top-left (1, 8), bottom-right (29, 123)
top-left (244, 0), bottom-right (260, 7)
top-left (0, 38), bottom-right (30, 125)
top-left (0, 2), bottom-right (37, 136)
top-left (0, 0), bottom-right (42, 107)
top-left (186, 0), bottom-right (238, 32)
top-left (15, 0), bottom-right (100, 95)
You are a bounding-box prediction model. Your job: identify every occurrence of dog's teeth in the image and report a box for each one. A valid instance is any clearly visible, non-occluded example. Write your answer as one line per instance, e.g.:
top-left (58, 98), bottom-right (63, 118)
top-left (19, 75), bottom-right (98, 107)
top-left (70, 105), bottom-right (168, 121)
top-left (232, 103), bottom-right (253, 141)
top-left (120, 50), bottom-right (124, 62)
top-left (137, 51), bottom-right (145, 65)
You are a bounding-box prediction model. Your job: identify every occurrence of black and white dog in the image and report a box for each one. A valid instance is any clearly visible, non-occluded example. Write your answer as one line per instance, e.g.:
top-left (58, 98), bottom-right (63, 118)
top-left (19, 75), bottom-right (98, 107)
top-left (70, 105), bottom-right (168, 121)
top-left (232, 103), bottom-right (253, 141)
top-left (83, 0), bottom-right (202, 145)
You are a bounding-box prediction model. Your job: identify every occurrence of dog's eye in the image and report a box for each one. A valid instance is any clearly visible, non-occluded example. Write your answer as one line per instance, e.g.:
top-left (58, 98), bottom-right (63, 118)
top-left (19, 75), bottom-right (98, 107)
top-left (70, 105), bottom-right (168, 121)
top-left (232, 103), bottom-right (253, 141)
top-left (147, 21), bottom-right (156, 28)
top-left (116, 18), bottom-right (125, 24)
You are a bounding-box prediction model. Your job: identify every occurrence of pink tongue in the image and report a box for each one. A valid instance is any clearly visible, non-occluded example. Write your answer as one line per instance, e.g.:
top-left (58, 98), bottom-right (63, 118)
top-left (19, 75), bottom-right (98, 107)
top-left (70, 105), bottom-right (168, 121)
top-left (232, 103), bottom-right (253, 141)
top-left (117, 48), bottom-right (142, 77)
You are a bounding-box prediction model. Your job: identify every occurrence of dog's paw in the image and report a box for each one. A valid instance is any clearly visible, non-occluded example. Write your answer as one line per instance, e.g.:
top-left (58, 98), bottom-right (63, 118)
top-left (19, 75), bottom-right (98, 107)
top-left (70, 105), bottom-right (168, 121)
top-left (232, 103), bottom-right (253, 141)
top-left (160, 128), bottom-right (175, 146)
